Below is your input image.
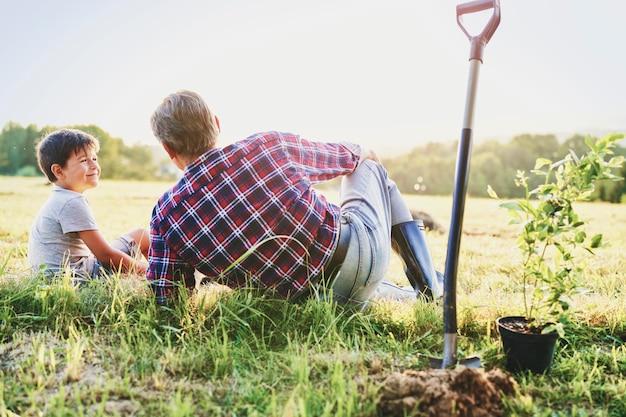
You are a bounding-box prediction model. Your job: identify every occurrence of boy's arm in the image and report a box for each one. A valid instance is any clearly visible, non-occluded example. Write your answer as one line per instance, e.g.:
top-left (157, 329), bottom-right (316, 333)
top-left (78, 229), bottom-right (148, 274)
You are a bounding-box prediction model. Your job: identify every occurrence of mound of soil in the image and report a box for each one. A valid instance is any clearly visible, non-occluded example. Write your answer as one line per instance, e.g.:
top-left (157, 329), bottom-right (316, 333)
top-left (410, 209), bottom-right (444, 233)
top-left (378, 366), bottom-right (517, 417)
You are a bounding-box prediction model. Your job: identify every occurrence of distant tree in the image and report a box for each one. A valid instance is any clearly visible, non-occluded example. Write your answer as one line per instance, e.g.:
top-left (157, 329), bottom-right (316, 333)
top-left (383, 141), bottom-right (456, 195)
top-left (471, 140), bottom-right (515, 197)
top-left (559, 134), bottom-right (587, 157)
top-left (510, 133), bottom-right (559, 159)
top-left (120, 143), bottom-right (157, 180)
top-left (468, 150), bottom-right (513, 198)
top-left (509, 133), bottom-right (557, 164)
top-left (0, 122), bottom-right (40, 175)
top-left (15, 165), bottom-right (40, 177)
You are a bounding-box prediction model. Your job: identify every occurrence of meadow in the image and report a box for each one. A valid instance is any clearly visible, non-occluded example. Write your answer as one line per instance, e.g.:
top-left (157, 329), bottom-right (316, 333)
top-left (1, 176), bottom-right (625, 416)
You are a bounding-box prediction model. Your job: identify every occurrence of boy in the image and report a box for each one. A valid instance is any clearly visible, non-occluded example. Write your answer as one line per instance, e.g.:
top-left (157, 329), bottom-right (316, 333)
top-left (28, 128), bottom-right (149, 280)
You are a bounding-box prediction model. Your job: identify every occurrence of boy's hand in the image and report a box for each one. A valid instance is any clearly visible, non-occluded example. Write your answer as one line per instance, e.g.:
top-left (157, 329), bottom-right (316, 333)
top-left (78, 229), bottom-right (146, 274)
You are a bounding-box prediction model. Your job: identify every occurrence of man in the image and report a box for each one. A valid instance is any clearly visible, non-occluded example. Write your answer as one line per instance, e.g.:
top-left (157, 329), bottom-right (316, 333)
top-left (147, 90), bottom-right (442, 308)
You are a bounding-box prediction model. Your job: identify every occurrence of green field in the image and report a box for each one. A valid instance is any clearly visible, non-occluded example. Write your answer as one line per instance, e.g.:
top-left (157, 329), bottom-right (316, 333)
top-left (1, 176), bottom-right (626, 416)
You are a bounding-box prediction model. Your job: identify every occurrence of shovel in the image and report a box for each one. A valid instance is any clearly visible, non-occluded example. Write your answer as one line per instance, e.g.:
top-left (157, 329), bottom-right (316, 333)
top-left (428, 0), bottom-right (501, 369)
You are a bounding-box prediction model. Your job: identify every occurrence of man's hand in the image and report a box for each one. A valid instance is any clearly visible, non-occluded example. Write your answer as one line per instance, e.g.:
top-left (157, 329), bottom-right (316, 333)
top-left (359, 148), bottom-right (380, 165)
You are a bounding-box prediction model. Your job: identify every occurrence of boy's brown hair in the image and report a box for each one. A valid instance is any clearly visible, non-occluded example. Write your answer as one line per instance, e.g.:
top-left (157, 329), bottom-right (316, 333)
top-left (36, 129), bottom-right (100, 182)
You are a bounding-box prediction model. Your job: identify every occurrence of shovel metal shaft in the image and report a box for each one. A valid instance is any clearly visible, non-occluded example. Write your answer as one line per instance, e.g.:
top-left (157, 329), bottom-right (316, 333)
top-left (443, 60), bottom-right (481, 365)
top-left (434, 0), bottom-right (500, 369)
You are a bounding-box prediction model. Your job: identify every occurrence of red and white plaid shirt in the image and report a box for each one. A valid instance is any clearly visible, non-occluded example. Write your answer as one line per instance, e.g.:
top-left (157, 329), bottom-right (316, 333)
top-left (148, 131), bottom-right (360, 302)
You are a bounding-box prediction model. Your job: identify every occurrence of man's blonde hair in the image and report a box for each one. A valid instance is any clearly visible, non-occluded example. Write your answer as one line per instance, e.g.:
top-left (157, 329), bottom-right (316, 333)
top-left (150, 90), bottom-right (219, 158)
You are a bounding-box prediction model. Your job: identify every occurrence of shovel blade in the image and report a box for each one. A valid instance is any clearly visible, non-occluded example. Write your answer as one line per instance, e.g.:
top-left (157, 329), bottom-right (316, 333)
top-left (425, 355), bottom-right (482, 369)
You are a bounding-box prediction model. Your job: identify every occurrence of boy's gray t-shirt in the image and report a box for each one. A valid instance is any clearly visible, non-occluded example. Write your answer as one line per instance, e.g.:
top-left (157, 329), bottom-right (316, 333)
top-left (28, 185), bottom-right (99, 275)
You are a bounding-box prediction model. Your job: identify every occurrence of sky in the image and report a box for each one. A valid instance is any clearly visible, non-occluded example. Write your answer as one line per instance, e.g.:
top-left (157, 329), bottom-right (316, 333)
top-left (2, 0), bottom-right (625, 156)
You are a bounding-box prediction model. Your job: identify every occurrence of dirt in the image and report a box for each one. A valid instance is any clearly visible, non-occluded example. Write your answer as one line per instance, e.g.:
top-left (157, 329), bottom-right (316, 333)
top-left (410, 209), bottom-right (445, 234)
top-left (0, 332), bottom-right (141, 416)
top-left (378, 366), bottom-right (517, 417)
top-left (3, 333), bottom-right (517, 416)
top-left (498, 316), bottom-right (551, 335)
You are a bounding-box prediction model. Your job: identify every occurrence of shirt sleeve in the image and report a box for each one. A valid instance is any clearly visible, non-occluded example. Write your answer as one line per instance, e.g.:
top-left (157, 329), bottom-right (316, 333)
top-left (147, 215), bottom-right (195, 305)
top-left (280, 134), bottom-right (361, 183)
top-left (59, 196), bottom-right (99, 233)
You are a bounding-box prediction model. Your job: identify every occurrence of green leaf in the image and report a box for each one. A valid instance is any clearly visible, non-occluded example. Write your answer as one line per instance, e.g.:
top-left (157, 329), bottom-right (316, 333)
top-left (590, 233), bottom-right (603, 249)
top-left (500, 200), bottom-right (522, 212)
top-left (534, 158), bottom-right (552, 170)
top-left (574, 231), bottom-right (586, 244)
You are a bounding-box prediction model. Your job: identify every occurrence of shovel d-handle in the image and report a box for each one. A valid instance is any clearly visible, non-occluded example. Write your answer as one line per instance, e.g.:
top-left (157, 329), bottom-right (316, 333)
top-left (456, 0), bottom-right (501, 62)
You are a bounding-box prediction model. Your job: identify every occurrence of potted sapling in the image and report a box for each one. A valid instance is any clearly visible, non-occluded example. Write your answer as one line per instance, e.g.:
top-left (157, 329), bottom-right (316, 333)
top-left (487, 133), bottom-right (624, 374)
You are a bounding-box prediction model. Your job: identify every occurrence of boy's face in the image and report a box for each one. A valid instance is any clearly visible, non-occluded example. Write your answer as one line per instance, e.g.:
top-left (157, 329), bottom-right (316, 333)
top-left (53, 147), bottom-right (101, 193)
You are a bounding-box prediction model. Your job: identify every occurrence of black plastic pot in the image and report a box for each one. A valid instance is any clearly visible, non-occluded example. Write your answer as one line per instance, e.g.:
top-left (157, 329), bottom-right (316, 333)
top-left (496, 316), bottom-right (559, 374)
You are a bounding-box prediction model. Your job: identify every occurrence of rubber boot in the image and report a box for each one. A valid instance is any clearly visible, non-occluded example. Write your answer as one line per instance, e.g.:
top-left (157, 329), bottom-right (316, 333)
top-left (391, 220), bottom-right (443, 301)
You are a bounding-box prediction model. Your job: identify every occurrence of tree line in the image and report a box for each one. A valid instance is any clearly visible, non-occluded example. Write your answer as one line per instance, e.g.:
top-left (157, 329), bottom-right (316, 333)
top-left (1, 122), bottom-right (624, 202)
top-left (0, 122), bottom-right (177, 181)
top-left (382, 133), bottom-right (626, 203)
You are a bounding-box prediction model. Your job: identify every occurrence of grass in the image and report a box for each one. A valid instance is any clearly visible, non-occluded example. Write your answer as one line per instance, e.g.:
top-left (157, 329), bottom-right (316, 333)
top-left (1, 175), bottom-right (626, 416)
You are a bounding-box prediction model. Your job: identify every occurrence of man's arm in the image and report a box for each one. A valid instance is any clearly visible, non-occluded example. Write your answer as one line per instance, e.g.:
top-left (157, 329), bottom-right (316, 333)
top-left (147, 224), bottom-right (196, 305)
top-left (278, 133), bottom-right (361, 182)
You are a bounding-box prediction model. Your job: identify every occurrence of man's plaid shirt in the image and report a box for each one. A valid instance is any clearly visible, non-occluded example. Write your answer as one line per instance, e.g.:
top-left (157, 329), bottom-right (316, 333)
top-left (147, 131), bottom-right (361, 302)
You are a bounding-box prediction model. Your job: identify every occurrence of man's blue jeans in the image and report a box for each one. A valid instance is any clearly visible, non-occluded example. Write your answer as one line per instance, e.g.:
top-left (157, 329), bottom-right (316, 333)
top-left (329, 160), bottom-right (415, 308)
